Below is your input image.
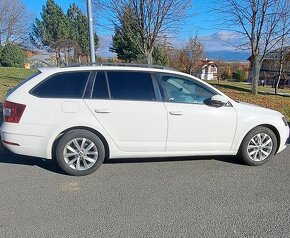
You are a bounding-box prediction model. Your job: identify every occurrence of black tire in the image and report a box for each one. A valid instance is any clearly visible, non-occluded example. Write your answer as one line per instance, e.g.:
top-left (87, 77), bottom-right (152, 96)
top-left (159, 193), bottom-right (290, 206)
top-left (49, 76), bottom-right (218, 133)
top-left (55, 129), bottom-right (105, 176)
top-left (239, 126), bottom-right (277, 166)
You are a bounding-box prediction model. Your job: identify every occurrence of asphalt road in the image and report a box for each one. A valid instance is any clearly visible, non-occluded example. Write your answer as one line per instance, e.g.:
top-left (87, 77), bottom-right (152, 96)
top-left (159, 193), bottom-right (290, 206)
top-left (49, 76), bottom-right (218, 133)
top-left (1, 103), bottom-right (290, 237)
top-left (0, 137), bottom-right (289, 237)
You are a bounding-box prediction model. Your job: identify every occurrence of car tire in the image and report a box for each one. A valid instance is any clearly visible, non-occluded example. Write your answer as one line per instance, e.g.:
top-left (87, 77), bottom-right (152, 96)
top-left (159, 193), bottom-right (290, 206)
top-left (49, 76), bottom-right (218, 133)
top-left (239, 126), bottom-right (277, 166)
top-left (55, 129), bottom-right (105, 176)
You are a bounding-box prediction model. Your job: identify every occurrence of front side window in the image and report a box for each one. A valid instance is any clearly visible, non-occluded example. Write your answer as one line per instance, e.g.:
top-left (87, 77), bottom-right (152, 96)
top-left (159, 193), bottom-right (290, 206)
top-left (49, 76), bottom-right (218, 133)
top-left (107, 71), bottom-right (155, 101)
top-left (31, 71), bottom-right (90, 98)
top-left (158, 74), bottom-right (216, 104)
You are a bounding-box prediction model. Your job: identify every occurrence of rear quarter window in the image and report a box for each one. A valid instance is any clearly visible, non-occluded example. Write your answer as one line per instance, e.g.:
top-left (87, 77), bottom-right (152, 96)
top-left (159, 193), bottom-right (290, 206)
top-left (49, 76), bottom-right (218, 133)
top-left (30, 71), bottom-right (90, 98)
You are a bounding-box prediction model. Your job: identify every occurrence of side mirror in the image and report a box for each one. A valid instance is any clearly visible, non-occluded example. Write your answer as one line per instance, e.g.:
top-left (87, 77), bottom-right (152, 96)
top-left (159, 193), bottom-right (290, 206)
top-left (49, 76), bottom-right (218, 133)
top-left (210, 95), bottom-right (228, 107)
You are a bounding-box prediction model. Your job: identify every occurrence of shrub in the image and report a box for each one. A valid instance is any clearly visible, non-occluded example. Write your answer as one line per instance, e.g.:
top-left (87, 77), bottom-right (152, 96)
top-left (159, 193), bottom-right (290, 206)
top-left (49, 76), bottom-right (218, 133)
top-left (0, 43), bottom-right (25, 67)
top-left (232, 68), bottom-right (247, 82)
top-left (0, 45), bottom-right (3, 66)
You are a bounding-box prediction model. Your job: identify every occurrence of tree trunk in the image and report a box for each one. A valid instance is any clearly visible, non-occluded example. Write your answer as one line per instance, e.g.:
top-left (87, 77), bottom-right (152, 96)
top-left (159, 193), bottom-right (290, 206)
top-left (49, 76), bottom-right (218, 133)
top-left (275, 33), bottom-right (285, 95)
top-left (275, 60), bottom-right (283, 95)
top-left (64, 51), bottom-right (68, 66)
top-left (58, 51), bottom-right (61, 66)
top-left (145, 50), bottom-right (153, 65)
top-left (251, 56), bottom-right (261, 95)
top-left (55, 52), bottom-right (58, 66)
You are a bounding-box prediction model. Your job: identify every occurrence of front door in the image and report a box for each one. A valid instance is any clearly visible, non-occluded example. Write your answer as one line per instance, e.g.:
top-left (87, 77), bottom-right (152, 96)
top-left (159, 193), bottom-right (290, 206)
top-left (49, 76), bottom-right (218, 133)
top-left (157, 73), bottom-right (237, 152)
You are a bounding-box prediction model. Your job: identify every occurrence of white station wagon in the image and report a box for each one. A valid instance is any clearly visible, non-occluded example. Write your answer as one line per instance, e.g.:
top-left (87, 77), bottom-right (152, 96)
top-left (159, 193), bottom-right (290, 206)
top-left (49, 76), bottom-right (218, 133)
top-left (1, 64), bottom-right (289, 176)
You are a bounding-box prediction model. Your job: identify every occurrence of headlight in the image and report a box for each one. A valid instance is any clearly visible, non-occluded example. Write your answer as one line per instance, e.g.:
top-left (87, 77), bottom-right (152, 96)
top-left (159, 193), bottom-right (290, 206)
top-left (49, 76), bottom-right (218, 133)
top-left (282, 117), bottom-right (288, 127)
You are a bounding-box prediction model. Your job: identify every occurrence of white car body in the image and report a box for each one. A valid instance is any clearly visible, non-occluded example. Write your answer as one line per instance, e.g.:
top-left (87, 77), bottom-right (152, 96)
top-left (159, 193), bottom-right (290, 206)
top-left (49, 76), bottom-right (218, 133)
top-left (1, 66), bottom-right (289, 165)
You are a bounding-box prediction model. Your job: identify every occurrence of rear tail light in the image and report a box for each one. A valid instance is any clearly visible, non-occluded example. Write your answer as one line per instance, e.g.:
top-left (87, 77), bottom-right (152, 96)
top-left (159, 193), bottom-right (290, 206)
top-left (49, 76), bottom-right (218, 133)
top-left (3, 100), bottom-right (26, 123)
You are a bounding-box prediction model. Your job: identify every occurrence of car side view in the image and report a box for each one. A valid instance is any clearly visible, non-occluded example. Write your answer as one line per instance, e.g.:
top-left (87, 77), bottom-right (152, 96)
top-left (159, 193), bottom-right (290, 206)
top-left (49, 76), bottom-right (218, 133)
top-left (1, 64), bottom-right (289, 176)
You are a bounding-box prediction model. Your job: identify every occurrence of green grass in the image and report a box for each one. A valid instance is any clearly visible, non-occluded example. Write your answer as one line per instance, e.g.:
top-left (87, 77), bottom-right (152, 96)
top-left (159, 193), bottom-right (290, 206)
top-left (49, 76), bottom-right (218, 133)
top-left (208, 80), bottom-right (290, 94)
top-left (0, 67), bottom-right (37, 101)
top-left (209, 80), bottom-right (290, 121)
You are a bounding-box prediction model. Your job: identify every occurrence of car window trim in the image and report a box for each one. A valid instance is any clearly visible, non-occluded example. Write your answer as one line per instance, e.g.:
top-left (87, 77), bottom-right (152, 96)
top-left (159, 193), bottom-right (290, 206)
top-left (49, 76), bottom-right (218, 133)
top-left (104, 71), bottom-right (112, 99)
top-left (88, 71), bottom-right (111, 100)
top-left (151, 72), bottom-right (163, 102)
top-left (83, 71), bottom-right (95, 99)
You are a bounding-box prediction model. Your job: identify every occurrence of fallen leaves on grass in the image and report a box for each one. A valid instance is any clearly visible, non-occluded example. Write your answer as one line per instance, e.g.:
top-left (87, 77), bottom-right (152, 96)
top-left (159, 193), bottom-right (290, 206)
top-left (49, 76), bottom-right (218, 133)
top-left (220, 89), bottom-right (290, 121)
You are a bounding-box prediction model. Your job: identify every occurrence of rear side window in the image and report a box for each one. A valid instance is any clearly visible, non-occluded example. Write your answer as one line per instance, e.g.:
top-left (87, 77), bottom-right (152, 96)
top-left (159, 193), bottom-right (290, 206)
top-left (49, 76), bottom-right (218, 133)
top-left (30, 71), bottom-right (90, 98)
top-left (107, 71), bottom-right (155, 101)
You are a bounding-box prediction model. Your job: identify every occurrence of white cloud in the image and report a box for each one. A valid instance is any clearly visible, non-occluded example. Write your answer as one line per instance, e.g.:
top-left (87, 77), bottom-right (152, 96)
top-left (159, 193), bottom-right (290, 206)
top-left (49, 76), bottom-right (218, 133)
top-left (199, 31), bottom-right (248, 52)
top-left (96, 34), bottom-right (116, 58)
top-left (171, 31), bottom-right (249, 53)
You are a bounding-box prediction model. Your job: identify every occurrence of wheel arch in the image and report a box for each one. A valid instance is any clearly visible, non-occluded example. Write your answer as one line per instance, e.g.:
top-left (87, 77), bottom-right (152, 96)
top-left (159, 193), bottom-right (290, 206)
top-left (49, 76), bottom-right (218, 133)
top-left (260, 124), bottom-right (280, 154)
top-left (239, 124), bottom-right (281, 154)
top-left (51, 126), bottom-right (110, 161)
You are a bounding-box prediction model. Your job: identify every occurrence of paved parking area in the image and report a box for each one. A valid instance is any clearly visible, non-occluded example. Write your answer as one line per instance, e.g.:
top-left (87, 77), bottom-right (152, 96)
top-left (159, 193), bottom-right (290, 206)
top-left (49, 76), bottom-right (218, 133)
top-left (0, 141), bottom-right (289, 237)
top-left (1, 102), bottom-right (290, 237)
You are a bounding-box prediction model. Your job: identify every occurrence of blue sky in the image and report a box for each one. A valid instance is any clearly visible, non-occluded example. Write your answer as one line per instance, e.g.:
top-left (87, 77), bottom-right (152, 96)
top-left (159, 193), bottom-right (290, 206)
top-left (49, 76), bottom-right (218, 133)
top-left (22, 0), bottom-right (249, 60)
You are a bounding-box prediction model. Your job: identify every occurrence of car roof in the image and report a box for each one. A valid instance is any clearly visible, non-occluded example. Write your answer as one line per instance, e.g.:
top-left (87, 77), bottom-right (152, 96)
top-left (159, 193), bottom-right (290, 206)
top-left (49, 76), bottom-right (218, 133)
top-left (38, 63), bottom-right (178, 75)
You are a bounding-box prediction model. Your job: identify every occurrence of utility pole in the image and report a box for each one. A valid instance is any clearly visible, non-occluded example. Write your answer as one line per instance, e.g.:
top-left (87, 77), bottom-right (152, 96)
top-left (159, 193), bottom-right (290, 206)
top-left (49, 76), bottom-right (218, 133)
top-left (86, 0), bottom-right (95, 63)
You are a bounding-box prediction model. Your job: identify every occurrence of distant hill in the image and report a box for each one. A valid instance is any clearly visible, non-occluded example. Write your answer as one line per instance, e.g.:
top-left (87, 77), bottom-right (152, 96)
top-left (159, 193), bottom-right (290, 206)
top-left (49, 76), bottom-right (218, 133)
top-left (206, 51), bottom-right (250, 61)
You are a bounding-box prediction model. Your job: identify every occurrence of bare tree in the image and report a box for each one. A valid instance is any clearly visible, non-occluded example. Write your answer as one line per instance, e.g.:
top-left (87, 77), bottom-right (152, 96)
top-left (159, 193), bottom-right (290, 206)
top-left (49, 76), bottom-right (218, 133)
top-left (0, 0), bottom-right (32, 45)
top-left (98, 0), bottom-right (191, 64)
top-left (218, 0), bottom-right (288, 95)
top-left (275, 0), bottom-right (290, 94)
top-left (184, 36), bottom-right (205, 74)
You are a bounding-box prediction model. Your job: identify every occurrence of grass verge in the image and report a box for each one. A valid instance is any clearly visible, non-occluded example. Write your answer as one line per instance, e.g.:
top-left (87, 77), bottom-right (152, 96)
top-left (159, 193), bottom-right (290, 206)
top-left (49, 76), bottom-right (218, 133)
top-left (211, 82), bottom-right (290, 121)
top-left (0, 67), bottom-right (37, 101)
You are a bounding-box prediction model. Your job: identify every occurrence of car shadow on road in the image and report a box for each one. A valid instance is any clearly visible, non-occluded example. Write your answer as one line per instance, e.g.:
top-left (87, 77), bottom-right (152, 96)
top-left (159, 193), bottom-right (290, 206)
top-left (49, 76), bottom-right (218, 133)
top-left (0, 146), bottom-right (66, 175)
top-left (288, 122), bottom-right (290, 144)
top-left (105, 155), bottom-right (246, 166)
top-left (0, 144), bottom-right (246, 174)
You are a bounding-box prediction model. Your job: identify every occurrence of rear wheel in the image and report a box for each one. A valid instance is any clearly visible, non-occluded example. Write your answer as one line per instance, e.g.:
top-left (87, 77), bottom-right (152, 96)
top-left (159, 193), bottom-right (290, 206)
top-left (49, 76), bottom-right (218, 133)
top-left (240, 126), bottom-right (277, 166)
top-left (55, 129), bottom-right (105, 176)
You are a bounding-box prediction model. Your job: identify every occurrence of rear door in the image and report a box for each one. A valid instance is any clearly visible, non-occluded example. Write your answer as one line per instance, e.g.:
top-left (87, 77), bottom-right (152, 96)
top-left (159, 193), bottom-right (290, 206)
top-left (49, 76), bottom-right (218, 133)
top-left (84, 71), bottom-right (167, 152)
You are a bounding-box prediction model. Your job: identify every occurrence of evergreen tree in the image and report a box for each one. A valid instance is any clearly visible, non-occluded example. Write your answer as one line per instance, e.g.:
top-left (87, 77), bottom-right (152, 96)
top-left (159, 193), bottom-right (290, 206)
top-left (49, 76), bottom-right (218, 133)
top-left (110, 6), bottom-right (143, 63)
top-left (67, 3), bottom-right (99, 61)
top-left (30, 0), bottom-right (99, 64)
top-left (30, 0), bottom-right (71, 50)
top-left (111, 6), bottom-right (170, 65)
top-left (1, 43), bottom-right (25, 67)
top-left (153, 46), bottom-right (169, 66)
top-left (0, 45), bottom-right (3, 66)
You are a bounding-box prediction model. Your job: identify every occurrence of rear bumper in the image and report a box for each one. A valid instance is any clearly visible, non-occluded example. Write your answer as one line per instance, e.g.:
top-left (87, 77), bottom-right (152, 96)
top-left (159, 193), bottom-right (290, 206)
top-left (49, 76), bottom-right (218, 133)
top-left (0, 122), bottom-right (54, 159)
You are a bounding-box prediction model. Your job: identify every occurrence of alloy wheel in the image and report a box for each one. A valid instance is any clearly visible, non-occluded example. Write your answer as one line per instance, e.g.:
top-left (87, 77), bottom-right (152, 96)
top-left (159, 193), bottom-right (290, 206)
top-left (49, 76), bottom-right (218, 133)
top-left (63, 138), bottom-right (99, 170)
top-left (247, 133), bottom-right (273, 162)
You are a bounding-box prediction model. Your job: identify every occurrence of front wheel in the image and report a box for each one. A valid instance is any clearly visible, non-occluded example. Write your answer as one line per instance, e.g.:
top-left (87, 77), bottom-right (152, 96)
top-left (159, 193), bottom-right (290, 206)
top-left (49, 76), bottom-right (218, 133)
top-left (239, 126), bottom-right (277, 166)
top-left (55, 129), bottom-right (105, 176)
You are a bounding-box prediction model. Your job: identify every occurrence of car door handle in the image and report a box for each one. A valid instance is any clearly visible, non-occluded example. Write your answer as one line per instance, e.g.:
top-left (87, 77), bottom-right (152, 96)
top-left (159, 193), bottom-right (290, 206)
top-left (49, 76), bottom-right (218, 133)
top-left (94, 109), bottom-right (112, 113)
top-left (169, 111), bottom-right (184, 115)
